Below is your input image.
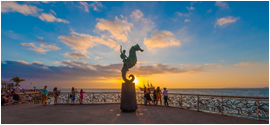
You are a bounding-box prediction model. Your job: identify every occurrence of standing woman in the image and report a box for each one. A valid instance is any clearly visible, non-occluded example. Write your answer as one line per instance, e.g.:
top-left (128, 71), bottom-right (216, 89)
top-left (155, 87), bottom-right (163, 106)
top-left (145, 88), bottom-right (152, 105)
top-left (80, 89), bottom-right (85, 104)
top-left (71, 87), bottom-right (77, 105)
top-left (53, 87), bottom-right (61, 105)
top-left (152, 89), bottom-right (157, 105)
top-left (143, 87), bottom-right (147, 106)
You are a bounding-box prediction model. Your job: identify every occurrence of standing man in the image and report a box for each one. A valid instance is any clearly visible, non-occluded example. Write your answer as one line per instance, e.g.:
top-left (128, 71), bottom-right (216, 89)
top-left (40, 86), bottom-right (48, 106)
top-left (163, 88), bottom-right (169, 107)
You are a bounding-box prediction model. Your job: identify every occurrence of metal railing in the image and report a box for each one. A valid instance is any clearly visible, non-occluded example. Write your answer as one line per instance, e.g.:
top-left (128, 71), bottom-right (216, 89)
top-left (50, 92), bottom-right (269, 121)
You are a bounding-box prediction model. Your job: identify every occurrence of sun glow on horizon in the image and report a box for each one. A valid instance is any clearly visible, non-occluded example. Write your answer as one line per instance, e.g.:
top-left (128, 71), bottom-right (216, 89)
top-left (134, 76), bottom-right (139, 85)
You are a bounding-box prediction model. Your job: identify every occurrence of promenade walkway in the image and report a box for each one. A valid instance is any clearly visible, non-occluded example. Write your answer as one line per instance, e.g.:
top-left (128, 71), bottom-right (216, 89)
top-left (1, 104), bottom-right (268, 124)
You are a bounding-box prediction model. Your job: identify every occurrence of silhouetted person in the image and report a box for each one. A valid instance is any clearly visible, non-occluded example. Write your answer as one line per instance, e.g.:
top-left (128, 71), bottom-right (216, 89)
top-left (155, 87), bottom-right (162, 106)
top-left (152, 89), bottom-right (157, 104)
top-left (145, 88), bottom-right (152, 105)
top-left (143, 87), bottom-right (147, 105)
top-left (163, 88), bottom-right (168, 107)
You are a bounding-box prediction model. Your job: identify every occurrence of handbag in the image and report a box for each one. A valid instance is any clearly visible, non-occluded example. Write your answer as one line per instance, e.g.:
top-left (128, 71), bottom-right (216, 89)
top-left (70, 94), bottom-right (72, 98)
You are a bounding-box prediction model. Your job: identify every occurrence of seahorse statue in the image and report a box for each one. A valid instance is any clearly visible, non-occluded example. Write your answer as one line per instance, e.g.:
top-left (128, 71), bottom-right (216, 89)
top-left (120, 44), bottom-right (144, 83)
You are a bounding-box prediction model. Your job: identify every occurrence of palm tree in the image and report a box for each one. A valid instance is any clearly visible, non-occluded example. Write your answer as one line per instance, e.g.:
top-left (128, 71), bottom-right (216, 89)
top-left (10, 77), bottom-right (25, 91)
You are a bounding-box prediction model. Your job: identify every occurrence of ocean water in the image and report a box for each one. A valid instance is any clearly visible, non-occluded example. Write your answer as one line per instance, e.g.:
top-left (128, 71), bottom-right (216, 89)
top-left (51, 88), bottom-right (269, 97)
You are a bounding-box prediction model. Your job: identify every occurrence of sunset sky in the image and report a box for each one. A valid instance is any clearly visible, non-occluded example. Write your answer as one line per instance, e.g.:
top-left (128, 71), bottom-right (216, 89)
top-left (1, 1), bottom-right (269, 89)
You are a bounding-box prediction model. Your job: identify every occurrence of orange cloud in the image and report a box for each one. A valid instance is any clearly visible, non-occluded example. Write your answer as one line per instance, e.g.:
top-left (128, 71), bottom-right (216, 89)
top-left (234, 62), bottom-right (259, 66)
top-left (144, 30), bottom-right (181, 50)
top-left (38, 13), bottom-right (69, 23)
top-left (21, 43), bottom-right (60, 54)
top-left (2, 2), bottom-right (69, 23)
top-left (215, 16), bottom-right (239, 27)
top-left (94, 56), bottom-right (102, 60)
top-left (79, 1), bottom-right (104, 12)
top-left (40, 44), bottom-right (60, 50)
top-left (215, 1), bottom-right (229, 9)
top-left (130, 10), bottom-right (143, 21)
top-left (184, 19), bottom-right (190, 22)
top-left (63, 52), bottom-right (90, 59)
top-left (95, 16), bottom-right (133, 42)
top-left (1, 1), bottom-right (43, 16)
top-left (21, 43), bottom-right (48, 54)
top-left (58, 31), bottom-right (119, 53)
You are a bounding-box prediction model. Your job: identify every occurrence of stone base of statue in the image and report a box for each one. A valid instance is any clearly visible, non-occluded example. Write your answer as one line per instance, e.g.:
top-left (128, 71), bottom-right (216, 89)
top-left (120, 82), bottom-right (137, 112)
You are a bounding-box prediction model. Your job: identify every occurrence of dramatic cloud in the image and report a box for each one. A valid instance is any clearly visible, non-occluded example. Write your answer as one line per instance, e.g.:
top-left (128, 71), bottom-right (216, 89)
top-left (184, 19), bottom-right (190, 22)
top-left (1, 1), bottom-right (43, 16)
top-left (58, 31), bottom-right (119, 53)
top-left (95, 16), bottom-right (133, 42)
top-left (127, 10), bottom-right (155, 46)
top-left (130, 10), bottom-right (144, 21)
top-left (215, 1), bottom-right (229, 9)
top-left (38, 13), bottom-right (69, 23)
top-left (63, 52), bottom-right (91, 59)
top-left (1, 60), bottom-right (205, 81)
top-left (214, 16), bottom-right (239, 27)
top-left (21, 43), bottom-right (60, 54)
top-left (2, 2), bottom-right (69, 24)
top-left (94, 56), bottom-right (102, 60)
top-left (130, 64), bottom-right (187, 76)
top-left (234, 62), bottom-right (259, 66)
top-left (144, 30), bottom-right (181, 50)
top-left (79, 1), bottom-right (104, 12)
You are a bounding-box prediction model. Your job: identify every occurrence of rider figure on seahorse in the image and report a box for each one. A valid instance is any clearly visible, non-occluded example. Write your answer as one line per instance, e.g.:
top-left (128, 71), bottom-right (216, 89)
top-left (120, 46), bottom-right (129, 71)
top-left (120, 44), bottom-right (144, 83)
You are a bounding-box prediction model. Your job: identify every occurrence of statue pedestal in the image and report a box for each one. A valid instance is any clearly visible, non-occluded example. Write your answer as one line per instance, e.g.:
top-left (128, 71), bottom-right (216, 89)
top-left (120, 83), bottom-right (137, 112)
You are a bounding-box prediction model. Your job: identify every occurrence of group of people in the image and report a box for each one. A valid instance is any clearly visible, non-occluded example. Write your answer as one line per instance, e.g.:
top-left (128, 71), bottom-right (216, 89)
top-left (1, 89), bottom-right (22, 105)
top-left (144, 86), bottom-right (169, 107)
top-left (70, 87), bottom-right (85, 105)
top-left (40, 86), bottom-right (86, 106)
top-left (40, 86), bottom-right (61, 106)
top-left (9, 85), bottom-right (168, 106)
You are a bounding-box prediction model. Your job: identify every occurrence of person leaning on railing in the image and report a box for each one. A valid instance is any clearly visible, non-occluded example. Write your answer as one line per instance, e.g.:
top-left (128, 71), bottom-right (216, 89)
top-left (53, 87), bottom-right (61, 105)
top-left (80, 89), bottom-right (85, 104)
top-left (71, 87), bottom-right (77, 105)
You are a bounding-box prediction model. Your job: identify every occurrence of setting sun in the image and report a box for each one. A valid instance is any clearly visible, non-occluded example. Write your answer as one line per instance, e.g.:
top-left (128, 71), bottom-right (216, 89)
top-left (134, 76), bottom-right (139, 85)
